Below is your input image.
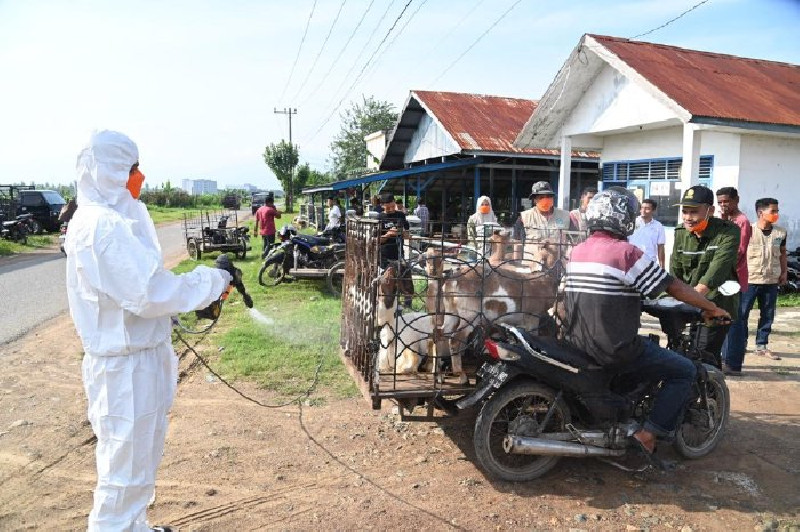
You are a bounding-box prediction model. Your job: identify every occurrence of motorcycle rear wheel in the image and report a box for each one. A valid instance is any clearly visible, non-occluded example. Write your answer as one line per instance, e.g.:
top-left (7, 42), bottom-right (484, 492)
top-left (673, 364), bottom-right (729, 459)
top-left (326, 260), bottom-right (345, 298)
top-left (473, 380), bottom-right (571, 482)
top-left (258, 261), bottom-right (285, 286)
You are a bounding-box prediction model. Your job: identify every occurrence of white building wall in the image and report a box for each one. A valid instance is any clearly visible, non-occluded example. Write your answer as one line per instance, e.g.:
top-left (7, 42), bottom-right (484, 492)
top-left (601, 127), bottom-right (682, 161)
top-left (698, 131), bottom-right (741, 191)
top-left (563, 64), bottom-right (679, 137)
top-left (739, 135), bottom-right (800, 249)
top-left (404, 113), bottom-right (460, 164)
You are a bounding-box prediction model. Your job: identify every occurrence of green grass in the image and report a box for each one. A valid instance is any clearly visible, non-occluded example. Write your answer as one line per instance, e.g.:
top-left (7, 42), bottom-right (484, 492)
top-left (777, 293), bottom-right (800, 307)
top-left (171, 237), bottom-right (357, 402)
top-left (0, 235), bottom-right (56, 256)
top-left (146, 205), bottom-right (196, 224)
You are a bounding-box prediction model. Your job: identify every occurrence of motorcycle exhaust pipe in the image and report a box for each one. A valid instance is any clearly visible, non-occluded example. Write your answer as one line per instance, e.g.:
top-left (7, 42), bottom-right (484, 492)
top-left (503, 435), bottom-right (626, 457)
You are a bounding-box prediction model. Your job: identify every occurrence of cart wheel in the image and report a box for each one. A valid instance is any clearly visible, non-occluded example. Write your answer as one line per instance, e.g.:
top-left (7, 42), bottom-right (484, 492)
top-left (187, 239), bottom-right (201, 260)
top-left (326, 260), bottom-right (345, 298)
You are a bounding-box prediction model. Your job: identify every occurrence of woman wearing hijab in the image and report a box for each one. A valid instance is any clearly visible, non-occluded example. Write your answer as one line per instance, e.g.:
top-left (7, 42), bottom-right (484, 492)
top-left (467, 196), bottom-right (499, 254)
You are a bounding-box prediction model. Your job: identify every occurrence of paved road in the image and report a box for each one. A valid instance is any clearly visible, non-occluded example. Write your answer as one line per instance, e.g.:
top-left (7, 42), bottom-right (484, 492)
top-left (0, 219), bottom-right (189, 346)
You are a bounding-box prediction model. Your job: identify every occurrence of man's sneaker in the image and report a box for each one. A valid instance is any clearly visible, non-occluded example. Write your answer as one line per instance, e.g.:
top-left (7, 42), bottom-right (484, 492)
top-left (151, 527), bottom-right (174, 532)
top-left (755, 347), bottom-right (781, 360)
top-left (722, 364), bottom-right (742, 377)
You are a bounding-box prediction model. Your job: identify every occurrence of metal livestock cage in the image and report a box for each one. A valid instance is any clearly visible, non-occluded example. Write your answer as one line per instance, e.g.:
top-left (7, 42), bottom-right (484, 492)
top-left (338, 216), bottom-right (584, 419)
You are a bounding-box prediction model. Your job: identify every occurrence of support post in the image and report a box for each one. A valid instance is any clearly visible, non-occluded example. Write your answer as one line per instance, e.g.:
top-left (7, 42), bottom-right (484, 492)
top-left (558, 135), bottom-right (572, 210)
top-left (681, 123), bottom-right (701, 190)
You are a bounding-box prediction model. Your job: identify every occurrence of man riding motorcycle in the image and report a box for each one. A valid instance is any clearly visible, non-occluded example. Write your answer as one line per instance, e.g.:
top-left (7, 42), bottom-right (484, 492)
top-left (561, 187), bottom-right (730, 457)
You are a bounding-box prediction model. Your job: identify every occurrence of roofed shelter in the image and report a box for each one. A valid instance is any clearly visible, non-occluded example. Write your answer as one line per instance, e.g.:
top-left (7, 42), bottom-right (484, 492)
top-left (329, 90), bottom-right (599, 229)
top-left (515, 34), bottom-right (800, 247)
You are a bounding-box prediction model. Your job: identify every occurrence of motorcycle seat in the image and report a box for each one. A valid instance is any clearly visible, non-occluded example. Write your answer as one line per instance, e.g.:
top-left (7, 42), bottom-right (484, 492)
top-left (294, 234), bottom-right (331, 246)
top-left (519, 333), bottom-right (604, 371)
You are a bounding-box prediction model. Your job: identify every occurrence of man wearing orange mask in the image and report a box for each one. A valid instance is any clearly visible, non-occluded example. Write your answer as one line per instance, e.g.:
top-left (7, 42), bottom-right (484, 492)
top-left (514, 181), bottom-right (571, 242)
top-left (66, 130), bottom-right (232, 531)
top-left (722, 198), bottom-right (786, 375)
top-left (670, 185), bottom-right (740, 368)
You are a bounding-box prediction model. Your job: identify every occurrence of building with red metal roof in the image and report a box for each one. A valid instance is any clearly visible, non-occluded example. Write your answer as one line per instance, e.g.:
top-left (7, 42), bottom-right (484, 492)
top-left (515, 34), bottom-right (800, 247)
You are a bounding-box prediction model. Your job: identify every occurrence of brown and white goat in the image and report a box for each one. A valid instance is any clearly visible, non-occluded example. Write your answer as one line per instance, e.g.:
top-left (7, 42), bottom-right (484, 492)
top-left (423, 233), bottom-right (559, 381)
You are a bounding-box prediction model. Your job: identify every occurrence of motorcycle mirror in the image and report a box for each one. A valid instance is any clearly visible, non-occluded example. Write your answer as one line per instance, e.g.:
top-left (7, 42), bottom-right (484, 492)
top-left (718, 280), bottom-right (741, 296)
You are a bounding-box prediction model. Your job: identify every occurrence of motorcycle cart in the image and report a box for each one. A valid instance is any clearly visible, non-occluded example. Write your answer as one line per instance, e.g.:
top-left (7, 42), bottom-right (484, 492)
top-left (337, 217), bottom-right (576, 418)
top-left (258, 226), bottom-right (346, 297)
top-left (183, 209), bottom-right (251, 261)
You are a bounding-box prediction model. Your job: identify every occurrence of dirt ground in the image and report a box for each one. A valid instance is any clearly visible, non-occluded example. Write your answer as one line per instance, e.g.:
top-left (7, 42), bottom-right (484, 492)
top-left (1, 303), bottom-right (799, 530)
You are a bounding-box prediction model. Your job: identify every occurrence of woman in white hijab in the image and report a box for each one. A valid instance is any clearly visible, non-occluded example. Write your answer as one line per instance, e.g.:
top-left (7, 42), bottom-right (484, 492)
top-left (467, 195), bottom-right (499, 253)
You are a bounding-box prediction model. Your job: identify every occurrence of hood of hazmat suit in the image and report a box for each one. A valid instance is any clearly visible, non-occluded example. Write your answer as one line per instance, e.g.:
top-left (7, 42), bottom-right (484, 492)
top-left (66, 131), bottom-right (230, 531)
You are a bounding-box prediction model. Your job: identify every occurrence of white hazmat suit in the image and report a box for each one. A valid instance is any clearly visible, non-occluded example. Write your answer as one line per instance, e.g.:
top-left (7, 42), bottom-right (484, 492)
top-left (66, 130), bottom-right (230, 531)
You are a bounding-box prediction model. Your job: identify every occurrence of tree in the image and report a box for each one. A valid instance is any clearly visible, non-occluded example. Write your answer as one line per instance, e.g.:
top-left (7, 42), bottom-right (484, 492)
top-left (330, 96), bottom-right (397, 180)
top-left (294, 163), bottom-right (333, 197)
top-left (263, 140), bottom-right (299, 211)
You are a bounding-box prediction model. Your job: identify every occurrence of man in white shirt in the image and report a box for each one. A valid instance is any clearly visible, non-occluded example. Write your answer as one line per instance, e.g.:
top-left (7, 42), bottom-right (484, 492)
top-left (628, 198), bottom-right (666, 268)
top-left (325, 196), bottom-right (342, 230)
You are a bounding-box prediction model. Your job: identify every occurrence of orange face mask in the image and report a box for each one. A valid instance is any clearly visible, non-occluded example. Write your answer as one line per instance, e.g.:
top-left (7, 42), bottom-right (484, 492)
top-left (764, 212), bottom-right (779, 224)
top-left (690, 212), bottom-right (710, 235)
top-left (127, 168), bottom-right (145, 200)
top-left (479, 205), bottom-right (491, 214)
top-left (536, 197), bottom-right (554, 213)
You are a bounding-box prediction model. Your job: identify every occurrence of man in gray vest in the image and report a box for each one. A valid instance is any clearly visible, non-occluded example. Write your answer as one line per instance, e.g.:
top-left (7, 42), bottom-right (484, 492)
top-left (514, 181), bottom-right (572, 241)
top-left (722, 197), bottom-right (787, 375)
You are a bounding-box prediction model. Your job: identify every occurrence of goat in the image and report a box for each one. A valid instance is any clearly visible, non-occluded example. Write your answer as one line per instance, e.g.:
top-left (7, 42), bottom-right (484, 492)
top-left (423, 233), bottom-right (559, 382)
top-left (375, 266), bottom-right (433, 374)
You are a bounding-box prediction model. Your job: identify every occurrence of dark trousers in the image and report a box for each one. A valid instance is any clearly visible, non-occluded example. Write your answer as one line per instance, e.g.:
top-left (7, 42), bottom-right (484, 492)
top-left (261, 234), bottom-right (275, 258)
top-left (722, 284), bottom-right (778, 370)
top-left (620, 339), bottom-right (697, 438)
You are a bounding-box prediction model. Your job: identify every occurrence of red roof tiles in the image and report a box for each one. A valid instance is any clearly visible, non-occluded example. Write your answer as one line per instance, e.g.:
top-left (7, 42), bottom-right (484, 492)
top-left (591, 34), bottom-right (800, 127)
top-left (412, 90), bottom-right (595, 157)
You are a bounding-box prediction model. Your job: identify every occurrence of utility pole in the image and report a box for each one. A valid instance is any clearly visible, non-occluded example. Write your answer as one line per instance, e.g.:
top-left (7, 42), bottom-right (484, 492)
top-left (274, 107), bottom-right (298, 212)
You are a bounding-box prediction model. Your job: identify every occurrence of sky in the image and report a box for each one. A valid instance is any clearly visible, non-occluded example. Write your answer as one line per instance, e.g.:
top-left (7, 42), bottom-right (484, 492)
top-left (0, 0), bottom-right (798, 190)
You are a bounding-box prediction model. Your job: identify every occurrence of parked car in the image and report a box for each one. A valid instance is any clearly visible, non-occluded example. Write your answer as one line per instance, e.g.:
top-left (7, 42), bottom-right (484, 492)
top-left (16, 190), bottom-right (66, 233)
top-left (222, 194), bottom-right (241, 210)
top-left (251, 193), bottom-right (268, 215)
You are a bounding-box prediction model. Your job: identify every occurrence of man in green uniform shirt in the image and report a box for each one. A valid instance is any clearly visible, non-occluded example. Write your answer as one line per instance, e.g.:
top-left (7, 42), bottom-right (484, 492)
top-left (671, 185), bottom-right (740, 367)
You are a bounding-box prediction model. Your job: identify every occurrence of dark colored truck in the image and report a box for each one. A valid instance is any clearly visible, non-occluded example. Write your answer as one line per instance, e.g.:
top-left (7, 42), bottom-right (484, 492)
top-left (17, 190), bottom-right (67, 233)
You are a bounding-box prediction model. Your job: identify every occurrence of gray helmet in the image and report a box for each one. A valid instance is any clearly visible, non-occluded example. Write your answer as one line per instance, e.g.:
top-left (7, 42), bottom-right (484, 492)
top-left (585, 187), bottom-right (640, 238)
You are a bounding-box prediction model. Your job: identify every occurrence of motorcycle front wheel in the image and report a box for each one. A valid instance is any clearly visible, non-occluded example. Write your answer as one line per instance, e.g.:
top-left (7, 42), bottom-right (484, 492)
top-left (473, 380), bottom-right (571, 482)
top-left (258, 261), bottom-right (285, 286)
top-left (673, 364), bottom-right (730, 459)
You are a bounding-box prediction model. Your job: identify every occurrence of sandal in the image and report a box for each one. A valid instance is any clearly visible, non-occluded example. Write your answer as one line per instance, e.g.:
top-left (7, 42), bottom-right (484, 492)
top-left (755, 347), bottom-right (781, 360)
top-left (628, 435), bottom-right (674, 472)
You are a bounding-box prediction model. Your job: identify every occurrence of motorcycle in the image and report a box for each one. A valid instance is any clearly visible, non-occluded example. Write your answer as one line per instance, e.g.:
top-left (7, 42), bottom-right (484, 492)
top-left (781, 247), bottom-right (800, 294)
top-left (453, 293), bottom-right (734, 481)
top-left (1, 212), bottom-right (34, 245)
top-left (258, 224), bottom-right (346, 286)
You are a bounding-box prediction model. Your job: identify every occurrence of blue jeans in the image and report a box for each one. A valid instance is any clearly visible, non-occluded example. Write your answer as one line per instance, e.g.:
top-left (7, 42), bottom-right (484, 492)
top-left (621, 339), bottom-right (697, 439)
top-left (722, 284), bottom-right (778, 371)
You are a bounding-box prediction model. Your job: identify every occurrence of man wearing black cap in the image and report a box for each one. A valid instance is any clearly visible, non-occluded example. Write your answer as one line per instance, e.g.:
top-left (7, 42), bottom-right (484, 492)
top-left (671, 185), bottom-right (741, 369)
top-left (377, 192), bottom-right (409, 268)
top-left (514, 180), bottom-right (572, 242)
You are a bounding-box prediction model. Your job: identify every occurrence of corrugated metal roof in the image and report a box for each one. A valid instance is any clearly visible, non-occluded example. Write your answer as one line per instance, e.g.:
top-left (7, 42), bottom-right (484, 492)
top-left (591, 34), bottom-right (800, 127)
top-left (412, 90), bottom-right (597, 158)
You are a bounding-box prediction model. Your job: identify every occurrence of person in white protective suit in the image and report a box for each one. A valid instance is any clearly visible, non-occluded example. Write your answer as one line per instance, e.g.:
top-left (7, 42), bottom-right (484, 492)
top-left (66, 130), bottom-right (232, 532)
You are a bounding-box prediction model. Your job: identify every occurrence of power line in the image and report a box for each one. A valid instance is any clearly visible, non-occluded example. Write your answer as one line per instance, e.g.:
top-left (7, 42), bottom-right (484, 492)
top-left (299, 0), bottom-right (377, 108)
top-left (304, 0), bottom-right (415, 144)
top-left (630, 0), bottom-right (710, 40)
top-left (361, 0), bottom-right (429, 81)
top-left (427, 0), bottom-right (523, 88)
top-left (278, 0), bottom-right (318, 105)
top-left (315, 0), bottom-right (399, 120)
top-left (424, 0), bottom-right (487, 60)
top-left (291, 0), bottom-right (349, 103)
